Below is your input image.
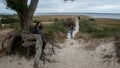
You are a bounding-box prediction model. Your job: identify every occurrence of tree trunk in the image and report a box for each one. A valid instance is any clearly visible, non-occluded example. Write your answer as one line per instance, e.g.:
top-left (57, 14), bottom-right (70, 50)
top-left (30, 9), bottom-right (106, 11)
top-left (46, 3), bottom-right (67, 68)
top-left (17, 0), bottom-right (39, 33)
top-left (17, 11), bottom-right (33, 33)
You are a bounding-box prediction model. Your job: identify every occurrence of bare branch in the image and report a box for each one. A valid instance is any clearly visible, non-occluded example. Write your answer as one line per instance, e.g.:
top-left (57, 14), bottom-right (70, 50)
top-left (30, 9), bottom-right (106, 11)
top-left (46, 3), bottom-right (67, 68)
top-left (28, 0), bottom-right (39, 16)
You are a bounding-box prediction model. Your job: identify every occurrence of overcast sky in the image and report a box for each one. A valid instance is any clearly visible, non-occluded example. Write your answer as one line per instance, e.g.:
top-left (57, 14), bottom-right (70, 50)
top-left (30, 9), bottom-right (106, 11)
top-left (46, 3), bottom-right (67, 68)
top-left (0, 0), bottom-right (120, 14)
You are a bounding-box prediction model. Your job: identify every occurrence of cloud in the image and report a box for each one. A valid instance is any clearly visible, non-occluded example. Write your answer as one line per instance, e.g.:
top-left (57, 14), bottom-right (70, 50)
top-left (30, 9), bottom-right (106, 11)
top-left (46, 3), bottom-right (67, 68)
top-left (36, 0), bottom-right (120, 13)
top-left (91, 5), bottom-right (120, 10)
top-left (0, 0), bottom-right (120, 14)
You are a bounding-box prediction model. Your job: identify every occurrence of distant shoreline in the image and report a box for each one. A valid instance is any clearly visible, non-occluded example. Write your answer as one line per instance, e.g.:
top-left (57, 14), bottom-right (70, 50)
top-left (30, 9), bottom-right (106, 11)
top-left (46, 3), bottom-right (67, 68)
top-left (1, 13), bottom-right (120, 19)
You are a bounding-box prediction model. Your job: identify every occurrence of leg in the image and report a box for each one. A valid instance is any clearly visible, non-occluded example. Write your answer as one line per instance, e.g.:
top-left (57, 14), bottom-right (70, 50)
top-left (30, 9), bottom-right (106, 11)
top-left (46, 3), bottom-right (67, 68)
top-left (41, 40), bottom-right (46, 60)
top-left (70, 30), bottom-right (73, 39)
top-left (42, 40), bottom-right (46, 55)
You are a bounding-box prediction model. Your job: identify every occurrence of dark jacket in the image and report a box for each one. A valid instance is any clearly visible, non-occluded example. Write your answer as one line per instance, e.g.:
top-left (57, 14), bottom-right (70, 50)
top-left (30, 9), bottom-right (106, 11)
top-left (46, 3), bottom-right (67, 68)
top-left (34, 25), bottom-right (46, 49)
top-left (34, 26), bottom-right (42, 34)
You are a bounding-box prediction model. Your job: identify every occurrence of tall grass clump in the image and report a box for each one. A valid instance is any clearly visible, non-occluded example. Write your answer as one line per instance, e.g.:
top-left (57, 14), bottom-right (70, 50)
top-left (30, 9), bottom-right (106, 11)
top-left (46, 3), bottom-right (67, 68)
top-left (53, 20), bottom-right (68, 33)
top-left (79, 19), bottom-right (93, 33)
top-left (43, 20), bottom-right (69, 43)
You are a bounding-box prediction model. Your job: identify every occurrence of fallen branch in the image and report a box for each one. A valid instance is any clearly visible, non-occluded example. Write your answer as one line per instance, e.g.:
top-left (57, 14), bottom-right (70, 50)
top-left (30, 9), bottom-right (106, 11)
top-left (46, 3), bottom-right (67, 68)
top-left (33, 34), bottom-right (43, 68)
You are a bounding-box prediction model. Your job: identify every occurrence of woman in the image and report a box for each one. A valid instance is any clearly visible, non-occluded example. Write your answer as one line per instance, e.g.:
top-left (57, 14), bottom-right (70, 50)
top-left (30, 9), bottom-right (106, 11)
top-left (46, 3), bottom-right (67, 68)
top-left (34, 21), bottom-right (42, 34)
top-left (34, 21), bottom-right (46, 56)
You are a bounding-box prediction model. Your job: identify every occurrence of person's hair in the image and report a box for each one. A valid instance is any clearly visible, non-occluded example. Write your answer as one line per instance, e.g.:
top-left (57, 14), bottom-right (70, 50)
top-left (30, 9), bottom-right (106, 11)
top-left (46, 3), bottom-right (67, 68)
top-left (36, 21), bottom-right (41, 26)
top-left (36, 21), bottom-right (42, 29)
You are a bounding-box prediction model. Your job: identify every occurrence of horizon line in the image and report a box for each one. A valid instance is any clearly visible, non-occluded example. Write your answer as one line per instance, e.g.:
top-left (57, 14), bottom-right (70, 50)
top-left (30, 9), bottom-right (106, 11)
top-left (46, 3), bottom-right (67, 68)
top-left (1, 12), bottom-right (120, 15)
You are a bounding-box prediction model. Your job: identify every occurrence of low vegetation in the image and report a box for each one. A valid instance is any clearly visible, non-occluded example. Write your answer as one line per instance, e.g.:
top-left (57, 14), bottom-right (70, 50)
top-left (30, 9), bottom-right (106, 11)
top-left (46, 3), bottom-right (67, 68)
top-left (0, 14), bottom-right (19, 29)
top-left (76, 18), bottom-right (120, 39)
top-left (43, 19), bottom-right (69, 43)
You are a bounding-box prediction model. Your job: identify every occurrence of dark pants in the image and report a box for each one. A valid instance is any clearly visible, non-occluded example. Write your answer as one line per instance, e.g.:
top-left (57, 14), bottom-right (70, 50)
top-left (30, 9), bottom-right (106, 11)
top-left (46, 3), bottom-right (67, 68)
top-left (42, 40), bottom-right (46, 54)
top-left (70, 29), bottom-right (73, 39)
top-left (40, 39), bottom-right (46, 60)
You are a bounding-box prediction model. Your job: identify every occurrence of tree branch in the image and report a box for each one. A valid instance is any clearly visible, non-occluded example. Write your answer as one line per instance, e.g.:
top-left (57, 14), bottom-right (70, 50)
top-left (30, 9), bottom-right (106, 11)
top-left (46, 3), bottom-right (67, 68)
top-left (28, 0), bottom-right (39, 16)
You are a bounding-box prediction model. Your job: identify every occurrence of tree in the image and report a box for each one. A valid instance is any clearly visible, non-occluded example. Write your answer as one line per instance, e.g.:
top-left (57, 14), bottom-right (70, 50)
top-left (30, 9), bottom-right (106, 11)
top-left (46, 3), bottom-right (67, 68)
top-left (3, 0), bottom-right (40, 58)
top-left (6, 0), bottom-right (39, 32)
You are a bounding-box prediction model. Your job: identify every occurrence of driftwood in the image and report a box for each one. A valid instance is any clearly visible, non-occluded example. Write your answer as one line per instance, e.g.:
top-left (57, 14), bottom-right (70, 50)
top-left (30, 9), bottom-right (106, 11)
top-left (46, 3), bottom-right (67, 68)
top-left (21, 33), bottom-right (45, 68)
top-left (33, 34), bottom-right (43, 68)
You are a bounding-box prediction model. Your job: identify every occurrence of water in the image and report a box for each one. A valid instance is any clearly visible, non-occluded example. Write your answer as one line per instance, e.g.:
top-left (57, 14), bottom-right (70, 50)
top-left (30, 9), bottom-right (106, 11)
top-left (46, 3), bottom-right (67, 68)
top-left (35, 13), bottom-right (120, 19)
top-left (83, 13), bottom-right (120, 19)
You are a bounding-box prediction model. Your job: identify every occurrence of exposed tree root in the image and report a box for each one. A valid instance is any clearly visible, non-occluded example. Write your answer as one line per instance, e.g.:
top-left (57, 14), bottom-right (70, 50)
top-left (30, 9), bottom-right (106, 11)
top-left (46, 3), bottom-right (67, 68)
top-left (1, 31), bottom-right (58, 68)
top-left (6, 33), bottom-right (19, 54)
top-left (1, 32), bottom-right (37, 57)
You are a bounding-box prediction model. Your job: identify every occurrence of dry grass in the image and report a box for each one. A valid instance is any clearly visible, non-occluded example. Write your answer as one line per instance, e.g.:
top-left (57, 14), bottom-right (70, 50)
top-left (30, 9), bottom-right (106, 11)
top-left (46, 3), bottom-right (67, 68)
top-left (33, 15), bottom-right (90, 22)
top-left (94, 18), bottom-right (120, 24)
top-left (33, 15), bottom-right (76, 22)
top-left (75, 32), bottom-right (114, 51)
top-left (93, 18), bottom-right (120, 29)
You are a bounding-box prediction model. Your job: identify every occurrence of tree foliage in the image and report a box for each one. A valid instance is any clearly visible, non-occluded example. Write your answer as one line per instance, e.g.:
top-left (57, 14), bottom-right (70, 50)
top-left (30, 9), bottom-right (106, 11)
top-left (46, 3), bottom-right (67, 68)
top-left (6, 0), bottom-right (27, 12)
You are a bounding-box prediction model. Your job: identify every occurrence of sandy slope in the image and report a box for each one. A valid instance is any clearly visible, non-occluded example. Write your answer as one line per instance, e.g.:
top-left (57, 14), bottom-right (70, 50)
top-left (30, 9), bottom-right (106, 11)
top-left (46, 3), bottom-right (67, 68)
top-left (0, 55), bottom-right (34, 68)
top-left (43, 39), bottom-right (120, 68)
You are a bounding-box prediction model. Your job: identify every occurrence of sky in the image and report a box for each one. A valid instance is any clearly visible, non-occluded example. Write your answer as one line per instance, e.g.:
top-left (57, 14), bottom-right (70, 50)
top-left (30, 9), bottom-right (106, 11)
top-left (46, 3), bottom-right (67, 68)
top-left (0, 0), bottom-right (120, 14)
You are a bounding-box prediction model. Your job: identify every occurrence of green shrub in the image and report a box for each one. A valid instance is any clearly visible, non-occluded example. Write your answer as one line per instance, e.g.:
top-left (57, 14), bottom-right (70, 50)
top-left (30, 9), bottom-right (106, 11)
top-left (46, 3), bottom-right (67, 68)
top-left (53, 20), bottom-right (68, 33)
top-left (43, 20), bottom-right (68, 42)
top-left (88, 18), bottom-right (95, 21)
top-left (63, 18), bottom-right (75, 27)
top-left (79, 19), bottom-right (93, 33)
top-left (0, 14), bottom-right (18, 24)
top-left (79, 19), bottom-right (120, 38)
